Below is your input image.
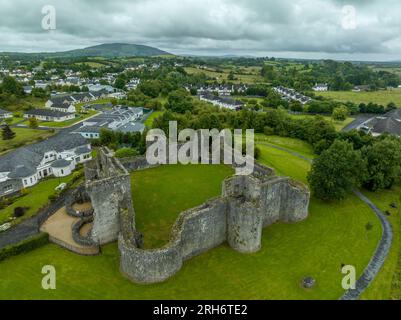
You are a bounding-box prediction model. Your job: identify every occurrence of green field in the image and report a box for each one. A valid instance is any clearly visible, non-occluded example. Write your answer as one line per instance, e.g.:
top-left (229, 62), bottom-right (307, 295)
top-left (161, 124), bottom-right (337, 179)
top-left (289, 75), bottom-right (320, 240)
top-left (20, 111), bottom-right (98, 128)
top-left (0, 136), bottom-right (383, 300)
top-left (360, 185), bottom-right (401, 300)
top-left (0, 175), bottom-right (76, 227)
top-left (318, 89), bottom-right (401, 106)
top-left (0, 128), bottom-right (54, 155)
top-left (290, 114), bottom-right (354, 131)
top-left (184, 67), bottom-right (264, 84)
top-left (254, 134), bottom-right (315, 159)
top-left (131, 164), bottom-right (234, 249)
top-left (144, 111), bottom-right (163, 128)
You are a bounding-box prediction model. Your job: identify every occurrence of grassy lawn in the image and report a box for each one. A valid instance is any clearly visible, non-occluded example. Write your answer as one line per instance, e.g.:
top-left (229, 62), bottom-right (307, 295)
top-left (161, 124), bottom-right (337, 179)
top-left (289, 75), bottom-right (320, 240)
top-left (184, 67), bottom-right (264, 84)
top-left (1, 117), bottom-right (25, 125)
top-left (0, 175), bottom-right (75, 227)
top-left (2, 97), bottom-right (46, 113)
top-left (0, 138), bottom-right (383, 300)
top-left (290, 114), bottom-right (354, 131)
top-left (144, 111), bottom-right (163, 128)
top-left (0, 128), bottom-right (54, 155)
top-left (19, 111), bottom-right (98, 128)
top-left (131, 164), bottom-right (234, 249)
top-left (318, 89), bottom-right (401, 106)
top-left (75, 99), bottom-right (113, 110)
top-left (254, 134), bottom-right (315, 159)
top-left (360, 185), bottom-right (401, 300)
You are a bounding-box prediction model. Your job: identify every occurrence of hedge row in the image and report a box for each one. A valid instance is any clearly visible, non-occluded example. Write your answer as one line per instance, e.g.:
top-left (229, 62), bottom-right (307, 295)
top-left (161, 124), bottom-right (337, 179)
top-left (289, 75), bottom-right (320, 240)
top-left (0, 233), bottom-right (49, 262)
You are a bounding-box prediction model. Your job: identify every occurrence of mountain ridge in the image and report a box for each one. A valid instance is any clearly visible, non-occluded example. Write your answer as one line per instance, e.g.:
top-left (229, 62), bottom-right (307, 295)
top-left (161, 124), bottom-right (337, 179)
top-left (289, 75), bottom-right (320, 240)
top-left (0, 43), bottom-right (172, 58)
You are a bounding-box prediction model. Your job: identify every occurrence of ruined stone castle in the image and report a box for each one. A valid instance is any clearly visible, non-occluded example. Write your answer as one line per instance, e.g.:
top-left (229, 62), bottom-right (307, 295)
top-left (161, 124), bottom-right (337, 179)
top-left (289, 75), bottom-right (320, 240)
top-left (71, 148), bottom-right (310, 284)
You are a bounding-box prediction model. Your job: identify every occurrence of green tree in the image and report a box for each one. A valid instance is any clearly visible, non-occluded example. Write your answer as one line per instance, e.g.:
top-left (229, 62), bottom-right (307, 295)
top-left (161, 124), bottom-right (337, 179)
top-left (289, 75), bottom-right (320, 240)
top-left (114, 148), bottom-right (138, 158)
top-left (1, 124), bottom-right (16, 140)
top-left (332, 106), bottom-right (349, 121)
top-left (362, 136), bottom-right (401, 191)
top-left (114, 75), bottom-right (127, 90)
top-left (307, 140), bottom-right (366, 200)
top-left (28, 117), bottom-right (39, 129)
top-left (1, 76), bottom-right (24, 96)
top-left (166, 89), bottom-right (194, 114)
top-left (138, 80), bottom-right (162, 98)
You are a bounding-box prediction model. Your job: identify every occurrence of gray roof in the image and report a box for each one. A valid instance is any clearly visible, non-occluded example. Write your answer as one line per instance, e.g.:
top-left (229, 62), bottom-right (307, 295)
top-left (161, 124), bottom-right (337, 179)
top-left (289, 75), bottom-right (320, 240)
top-left (25, 109), bottom-right (74, 118)
top-left (8, 165), bottom-right (36, 179)
top-left (75, 146), bottom-right (91, 155)
top-left (0, 133), bottom-right (88, 174)
top-left (370, 117), bottom-right (401, 136)
top-left (118, 122), bottom-right (145, 133)
top-left (51, 159), bottom-right (71, 168)
top-left (0, 108), bottom-right (12, 115)
top-left (73, 126), bottom-right (102, 134)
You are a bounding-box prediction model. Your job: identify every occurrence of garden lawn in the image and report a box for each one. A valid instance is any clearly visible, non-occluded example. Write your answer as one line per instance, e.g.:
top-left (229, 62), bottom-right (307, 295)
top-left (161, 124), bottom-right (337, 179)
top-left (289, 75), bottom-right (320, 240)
top-left (131, 164), bottom-right (234, 248)
top-left (290, 114), bottom-right (354, 131)
top-left (360, 185), bottom-right (401, 300)
top-left (254, 134), bottom-right (315, 159)
top-left (0, 144), bottom-right (382, 300)
top-left (318, 89), bottom-right (401, 106)
top-left (0, 175), bottom-right (75, 226)
top-left (20, 111), bottom-right (99, 128)
top-left (144, 111), bottom-right (164, 128)
top-left (0, 128), bottom-right (54, 155)
top-left (184, 67), bottom-right (264, 84)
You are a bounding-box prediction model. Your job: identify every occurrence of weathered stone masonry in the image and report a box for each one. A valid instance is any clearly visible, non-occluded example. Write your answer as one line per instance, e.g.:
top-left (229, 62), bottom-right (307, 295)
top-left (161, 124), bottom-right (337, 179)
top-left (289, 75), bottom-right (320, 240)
top-left (85, 149), bottom-right (310, 284)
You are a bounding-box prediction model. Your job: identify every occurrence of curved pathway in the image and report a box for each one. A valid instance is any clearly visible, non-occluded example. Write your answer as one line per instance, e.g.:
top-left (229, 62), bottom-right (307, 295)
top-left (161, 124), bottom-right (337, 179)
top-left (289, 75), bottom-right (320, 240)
top-left (257, 141), bottom-right (393, 300)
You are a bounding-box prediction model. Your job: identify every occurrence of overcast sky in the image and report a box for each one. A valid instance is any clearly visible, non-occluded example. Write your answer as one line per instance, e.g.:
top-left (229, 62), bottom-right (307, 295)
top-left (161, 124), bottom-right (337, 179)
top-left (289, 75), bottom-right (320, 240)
top-left (0, 0), bottom-right (400, 61)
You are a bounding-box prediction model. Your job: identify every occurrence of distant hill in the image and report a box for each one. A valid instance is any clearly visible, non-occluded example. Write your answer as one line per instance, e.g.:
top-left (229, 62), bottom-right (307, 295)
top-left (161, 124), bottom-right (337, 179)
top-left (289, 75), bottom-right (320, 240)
top-left (0, 43), bottom-right (172, 59)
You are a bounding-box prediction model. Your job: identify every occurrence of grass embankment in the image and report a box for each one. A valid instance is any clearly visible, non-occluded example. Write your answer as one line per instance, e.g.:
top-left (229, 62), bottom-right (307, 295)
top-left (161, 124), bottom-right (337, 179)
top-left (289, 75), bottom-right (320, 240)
top-left (0, 175), bottom-right (76, 227)
top-left (360, 186), bottom-right (401, 300)
top-left (0, 128), bottom-right (54, 155)
top-left (318, 89), bottom-right (401, 106)
top-left (144, 111), bottom-right (164, 128)
top-left (290, 114), bottom-right (354, 131)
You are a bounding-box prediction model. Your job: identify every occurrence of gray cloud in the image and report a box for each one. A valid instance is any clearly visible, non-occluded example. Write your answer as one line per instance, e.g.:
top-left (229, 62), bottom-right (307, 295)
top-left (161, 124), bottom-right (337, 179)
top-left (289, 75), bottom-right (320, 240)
top-left (0, 0), bottom-right (400, 60)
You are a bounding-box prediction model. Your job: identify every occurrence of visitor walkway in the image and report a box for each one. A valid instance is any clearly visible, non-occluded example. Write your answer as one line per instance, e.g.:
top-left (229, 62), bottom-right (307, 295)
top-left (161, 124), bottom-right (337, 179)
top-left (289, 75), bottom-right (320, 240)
top-left (40, 207), bottom-right (99, 256)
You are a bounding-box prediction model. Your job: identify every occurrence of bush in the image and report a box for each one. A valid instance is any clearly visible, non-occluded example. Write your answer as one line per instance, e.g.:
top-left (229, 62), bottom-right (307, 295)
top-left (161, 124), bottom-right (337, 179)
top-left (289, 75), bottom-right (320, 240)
top-left (48, 194), bottom-right (58, 202)
top-left (115, 148), bottom-right (138, 158)
top-left (13, 207), bottom-right (27, 218)
top-left (0, 233), bottom-right (49, 262)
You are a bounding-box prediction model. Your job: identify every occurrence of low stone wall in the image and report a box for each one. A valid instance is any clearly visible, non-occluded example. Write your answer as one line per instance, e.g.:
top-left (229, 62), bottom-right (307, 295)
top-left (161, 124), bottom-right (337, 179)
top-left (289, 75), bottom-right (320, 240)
top-left (119, 156), bottom-right (157, 172)
top-left (119, 167), bottom-right (310, 284)
top-left (71, 217), bottom-right (97, 247)
top-left (86, 150), bottom-right (310, 284)
top-left (65, 186), bottom-right (94, 218)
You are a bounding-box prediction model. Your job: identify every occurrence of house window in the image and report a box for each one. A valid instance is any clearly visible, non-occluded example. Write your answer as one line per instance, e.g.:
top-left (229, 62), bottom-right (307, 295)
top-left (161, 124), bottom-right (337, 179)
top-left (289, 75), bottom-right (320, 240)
top-left (3, 185), bottom-right (13, 192)
top-left (61, 169), bottom-right (64, 175)
top-left (24, 179), bottom-right (27, 185)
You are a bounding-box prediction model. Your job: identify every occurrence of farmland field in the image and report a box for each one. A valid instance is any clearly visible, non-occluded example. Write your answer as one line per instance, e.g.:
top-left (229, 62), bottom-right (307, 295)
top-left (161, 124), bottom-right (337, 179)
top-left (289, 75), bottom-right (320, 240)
top-left (318, 89), bottom-right (401, 106)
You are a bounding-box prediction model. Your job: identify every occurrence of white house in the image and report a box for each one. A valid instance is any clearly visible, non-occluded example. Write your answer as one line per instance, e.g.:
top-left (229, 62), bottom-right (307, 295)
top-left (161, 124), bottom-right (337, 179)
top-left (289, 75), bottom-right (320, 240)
top-left (312, 83), bottom-right (328, 92)
top-left (0, 134), bottom-right (92, 197)
top-left (199, 94), bottom-right (244, 110)
top-left (73, 106), bottom-right (144, 139)
top-left (0, 108), bottom-right (13, 119)
top-left (24, 109), bottom-right (75, 122)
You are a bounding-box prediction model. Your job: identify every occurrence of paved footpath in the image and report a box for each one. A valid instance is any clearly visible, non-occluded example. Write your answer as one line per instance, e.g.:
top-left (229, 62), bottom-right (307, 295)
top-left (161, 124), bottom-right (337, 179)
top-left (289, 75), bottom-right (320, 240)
top-left (259, 142), bottom-right (393, 300)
